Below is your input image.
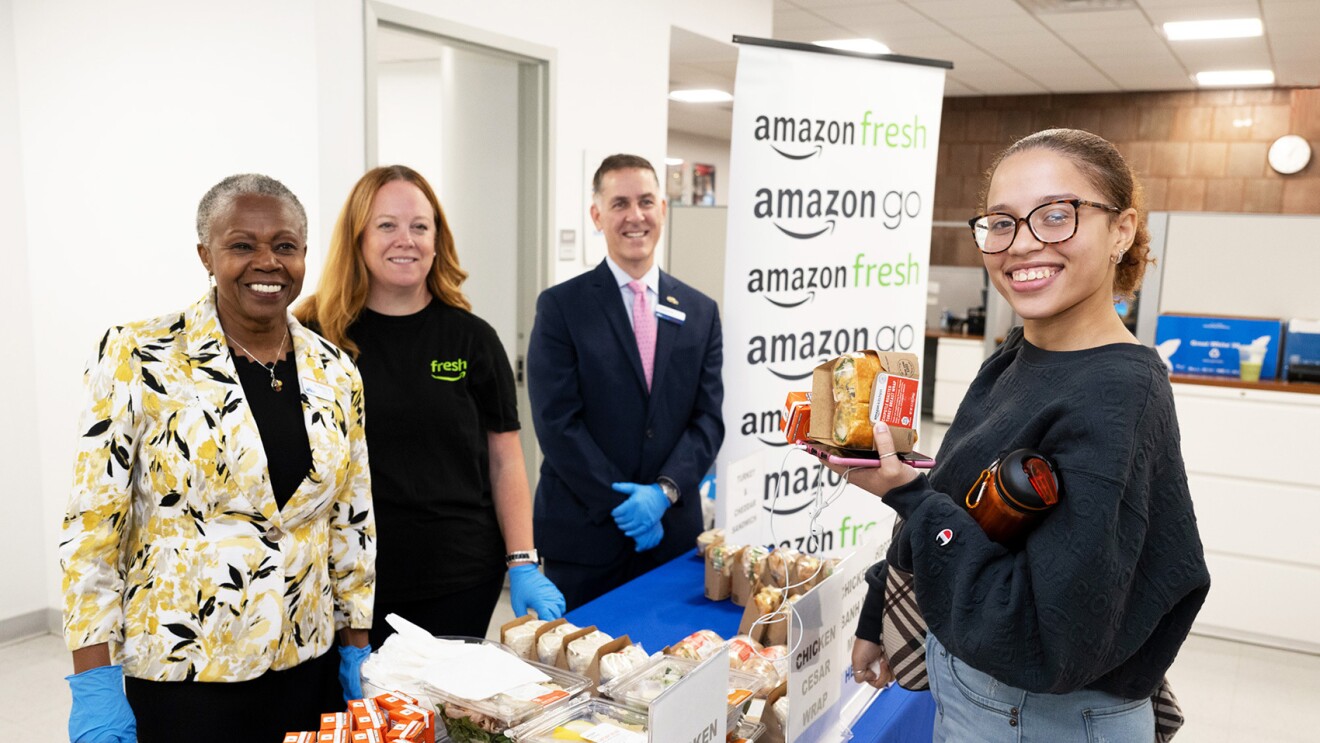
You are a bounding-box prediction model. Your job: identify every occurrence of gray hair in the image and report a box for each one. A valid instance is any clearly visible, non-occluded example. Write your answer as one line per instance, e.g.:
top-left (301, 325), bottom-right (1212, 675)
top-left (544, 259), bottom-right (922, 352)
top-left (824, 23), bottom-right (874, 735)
top-left (195, 173), bottom-right (308, 244)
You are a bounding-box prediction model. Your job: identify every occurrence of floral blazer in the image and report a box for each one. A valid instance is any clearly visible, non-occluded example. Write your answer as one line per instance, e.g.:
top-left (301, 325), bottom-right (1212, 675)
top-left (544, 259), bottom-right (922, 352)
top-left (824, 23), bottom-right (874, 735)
top-left (60, 292), bottom-right (375, 683)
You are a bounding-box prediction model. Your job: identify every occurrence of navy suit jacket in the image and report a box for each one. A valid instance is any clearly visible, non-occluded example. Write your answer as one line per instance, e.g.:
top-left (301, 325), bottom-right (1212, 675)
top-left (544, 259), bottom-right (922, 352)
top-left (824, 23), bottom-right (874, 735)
top-left (528, 260), bottom-right (724, 567)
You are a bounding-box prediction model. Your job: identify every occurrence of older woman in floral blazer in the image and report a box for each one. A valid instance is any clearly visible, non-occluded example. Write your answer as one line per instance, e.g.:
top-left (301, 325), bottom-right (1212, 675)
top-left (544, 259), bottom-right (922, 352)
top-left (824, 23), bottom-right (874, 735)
top-left (60, 174), bottom-right (375, 742)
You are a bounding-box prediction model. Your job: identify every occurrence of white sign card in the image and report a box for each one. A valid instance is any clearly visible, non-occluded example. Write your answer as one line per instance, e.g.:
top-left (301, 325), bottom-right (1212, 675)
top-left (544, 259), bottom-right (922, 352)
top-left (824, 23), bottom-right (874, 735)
top-left (717, 41), bottom-right (947, 557)
top-left (723, 451), bottom-right (763, 544)
top-left (649, 647), bottom-right (730, 742)
top-left (785, 568), bottom-right (845, 741)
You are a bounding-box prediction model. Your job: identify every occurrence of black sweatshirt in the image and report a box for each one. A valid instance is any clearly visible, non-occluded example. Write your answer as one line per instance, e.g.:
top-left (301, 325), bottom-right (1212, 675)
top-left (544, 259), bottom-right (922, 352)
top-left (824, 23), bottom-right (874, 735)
top-left (856, 327), bottom-right (1210, 699)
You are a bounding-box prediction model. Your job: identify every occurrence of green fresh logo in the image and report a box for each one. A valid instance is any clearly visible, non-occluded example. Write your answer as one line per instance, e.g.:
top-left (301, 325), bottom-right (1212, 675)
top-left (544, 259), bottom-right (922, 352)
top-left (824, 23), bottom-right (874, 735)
top-left (430, 358), bottom-right (467, 381)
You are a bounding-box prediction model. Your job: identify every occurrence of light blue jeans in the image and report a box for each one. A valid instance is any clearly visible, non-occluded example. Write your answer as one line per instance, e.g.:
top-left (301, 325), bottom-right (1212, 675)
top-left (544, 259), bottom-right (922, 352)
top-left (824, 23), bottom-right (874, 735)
top-left (926, 633), bottom-right (1153, 743)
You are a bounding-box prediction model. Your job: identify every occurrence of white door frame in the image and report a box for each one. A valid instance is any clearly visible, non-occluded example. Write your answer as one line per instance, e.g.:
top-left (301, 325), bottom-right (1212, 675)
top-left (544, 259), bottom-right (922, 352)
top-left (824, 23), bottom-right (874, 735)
top-left (364, 1), bottom-right (555, 484)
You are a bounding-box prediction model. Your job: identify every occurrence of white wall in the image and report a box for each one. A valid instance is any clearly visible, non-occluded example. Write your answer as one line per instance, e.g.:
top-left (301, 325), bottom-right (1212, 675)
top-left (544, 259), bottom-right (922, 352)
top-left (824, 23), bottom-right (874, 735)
top-left (378, 0), bottom-right (771, 285)
top-left (5, 0), bottom-right (772, 632)
top-left (0, 0), bottom-right (48, 633)
top-left (666, 129), bottom-right (732, 207)
top-left (377, 51), bottom-right (521, 361)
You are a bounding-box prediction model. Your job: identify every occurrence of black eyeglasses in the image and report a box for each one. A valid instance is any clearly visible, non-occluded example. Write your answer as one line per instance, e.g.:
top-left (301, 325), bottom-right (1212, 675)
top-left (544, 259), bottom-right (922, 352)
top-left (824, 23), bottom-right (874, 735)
top-left (968, 199), bottom-right (1122, 254)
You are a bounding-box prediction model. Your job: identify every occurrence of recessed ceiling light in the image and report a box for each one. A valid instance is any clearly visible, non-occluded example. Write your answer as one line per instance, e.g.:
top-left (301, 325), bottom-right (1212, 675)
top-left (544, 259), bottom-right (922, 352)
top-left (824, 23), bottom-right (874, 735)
top-left (1194, 69), bottom-right (1274, 87)
top-left (1163, 18), bottom-right (1263, 41)
top-left (813, 38), bottom-right (892, 55)
top-left (668, 89), bottom-right (733, 104)
top-left (664, 157), bottom-right (685, 166)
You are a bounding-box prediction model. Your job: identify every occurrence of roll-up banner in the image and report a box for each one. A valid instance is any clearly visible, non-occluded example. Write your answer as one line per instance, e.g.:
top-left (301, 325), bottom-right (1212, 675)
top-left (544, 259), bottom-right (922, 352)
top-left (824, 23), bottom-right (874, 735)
top-left (718, 38), bottom-right (950, 557)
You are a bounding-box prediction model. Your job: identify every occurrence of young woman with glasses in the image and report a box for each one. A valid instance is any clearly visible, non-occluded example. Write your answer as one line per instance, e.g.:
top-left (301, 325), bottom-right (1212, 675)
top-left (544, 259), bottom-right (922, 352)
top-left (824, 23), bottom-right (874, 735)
top-left (840, 129), bottom-right (1210, 741)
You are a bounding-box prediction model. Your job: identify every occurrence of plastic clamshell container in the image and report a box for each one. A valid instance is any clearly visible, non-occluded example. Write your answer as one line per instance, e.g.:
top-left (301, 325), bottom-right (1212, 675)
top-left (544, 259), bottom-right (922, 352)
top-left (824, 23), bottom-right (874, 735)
top-left (420, 638), bottom-right (591, 743)
top-left (597, 655), bottom-right (766, 732)
top-left (505, 697), bottom-right (648, 742)
top-left (731, 718), bottom-right (767, 743)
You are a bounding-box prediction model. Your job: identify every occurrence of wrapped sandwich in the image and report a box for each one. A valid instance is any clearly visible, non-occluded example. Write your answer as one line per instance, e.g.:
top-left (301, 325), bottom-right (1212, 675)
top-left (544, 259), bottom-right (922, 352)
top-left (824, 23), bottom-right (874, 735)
top-left (537, 622), bottom-right (580, 665)
top-left (762, 548), bottom-right (800, 588)
top-left (565, 630), bottom-right (614, 674)
top-left (502, 619), bottom-right (546, 660)
top-left (739, 545), bottom-right (770, 582)
top-left (790, 554), bottom-right (823, 594)
top-left (696, 528), bottom-right (724, 557)
top-left (726, 635), bottom-right (763, 667)
top-left (753, 586), bottom-right (784, 617)
top-left (832, 351), bottom-right (881, 404)
top-left (598, 644), bottom-right (650, 684)
top-left (665, 629), bottom-right (725, 661)
top-left (833, 402), bottom-right (873, 448)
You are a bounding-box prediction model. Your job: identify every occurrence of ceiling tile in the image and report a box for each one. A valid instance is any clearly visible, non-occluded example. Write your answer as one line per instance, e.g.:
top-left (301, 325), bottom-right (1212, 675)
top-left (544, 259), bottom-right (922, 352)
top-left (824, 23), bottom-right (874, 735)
top-left (786, 0), bottom-right (904, 8)
top-left (1033, 7), bottom-right (1150, 30)
top-left (905, 0), bottom-right (1031, 21)
top-left (807, 3), bottom-right (931, 27)
top-left (698, 0), bottom-right (1320, 100)
top-left (1144, 1), bottom-right (1263, 24)
top-left (1172, 37), bottom-right (1272, 70)
top-left (943, 78), bottom-right (983, 96)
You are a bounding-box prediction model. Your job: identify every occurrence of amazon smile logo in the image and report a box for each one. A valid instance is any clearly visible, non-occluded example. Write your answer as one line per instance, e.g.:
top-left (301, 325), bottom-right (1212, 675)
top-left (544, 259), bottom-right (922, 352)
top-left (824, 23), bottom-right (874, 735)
top-left (430, 358), bottom-right (467, 381)
top-left (752, 111), bottom-right (930, 161)
top-left (752, 187), bottom-right (922, 240)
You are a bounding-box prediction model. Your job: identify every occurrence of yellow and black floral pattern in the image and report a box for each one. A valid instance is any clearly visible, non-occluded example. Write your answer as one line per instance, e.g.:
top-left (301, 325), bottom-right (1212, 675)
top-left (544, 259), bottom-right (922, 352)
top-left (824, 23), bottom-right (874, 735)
top-left (60, 291), bottom-right (375, 683)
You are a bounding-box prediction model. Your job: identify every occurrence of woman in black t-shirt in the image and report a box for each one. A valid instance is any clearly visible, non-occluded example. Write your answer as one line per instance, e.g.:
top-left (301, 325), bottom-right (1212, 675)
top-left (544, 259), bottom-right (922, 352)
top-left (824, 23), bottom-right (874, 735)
top-left (297, 165), bottom-right (565, 645)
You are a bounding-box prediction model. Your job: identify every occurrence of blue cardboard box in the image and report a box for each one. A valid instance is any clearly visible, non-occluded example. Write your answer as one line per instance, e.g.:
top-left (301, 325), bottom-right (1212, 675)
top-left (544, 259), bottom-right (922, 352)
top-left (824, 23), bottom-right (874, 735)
top-left (1283, 318), bottom-right (1320, 380)
top-left (1154, 314), bottom-right (1283, 380)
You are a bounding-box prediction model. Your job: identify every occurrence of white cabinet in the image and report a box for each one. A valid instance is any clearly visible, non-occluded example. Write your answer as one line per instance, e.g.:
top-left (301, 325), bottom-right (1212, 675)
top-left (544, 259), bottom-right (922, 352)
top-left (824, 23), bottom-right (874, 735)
top-left (1172, 382), bottom-right (1320, 652)
top-left (933, 336), bottom-right (984, 424)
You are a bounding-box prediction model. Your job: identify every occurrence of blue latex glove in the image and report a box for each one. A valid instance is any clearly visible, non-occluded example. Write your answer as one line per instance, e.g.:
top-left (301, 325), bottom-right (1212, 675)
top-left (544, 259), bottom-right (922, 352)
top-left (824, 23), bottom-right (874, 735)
top-left (338, 643), bottom-right (371, 703)
top-left (633, 520), bottom-right (664, 552)
top-left (67, 664), bottom-right (136, 743)
top-left (700, 473), bottom-right (717, 500)
top-left (610, 482), bottom-right (670, 538)
top-left (509, 563), bottom-right (567, 620)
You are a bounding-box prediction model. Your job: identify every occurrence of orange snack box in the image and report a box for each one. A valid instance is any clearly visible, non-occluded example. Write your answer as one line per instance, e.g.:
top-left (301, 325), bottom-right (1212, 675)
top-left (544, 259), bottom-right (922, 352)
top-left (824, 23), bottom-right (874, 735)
top-left (385, 720), bottom-right (426, 742)
top-left (283, 734), bottom-right (317, 743)
top-left (373, 691), bottom-right (420, 715)
top-left (394, 704), bottom-right (435, 743)
top-left (348, 698), bottom-right (389, 732)
top-left (320, 712), bottom-right (350, 731)
top-left (350, 731), bottom-right (384, 743)
top-left (317, 730), bottom-right (349, 743)
top-left (781, 391), bottom-right (811, 444)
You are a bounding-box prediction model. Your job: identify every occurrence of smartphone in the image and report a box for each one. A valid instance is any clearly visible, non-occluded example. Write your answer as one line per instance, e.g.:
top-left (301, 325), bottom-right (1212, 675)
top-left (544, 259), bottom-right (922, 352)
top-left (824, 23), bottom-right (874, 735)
top-left (800, 442), bottom-right (936, 469)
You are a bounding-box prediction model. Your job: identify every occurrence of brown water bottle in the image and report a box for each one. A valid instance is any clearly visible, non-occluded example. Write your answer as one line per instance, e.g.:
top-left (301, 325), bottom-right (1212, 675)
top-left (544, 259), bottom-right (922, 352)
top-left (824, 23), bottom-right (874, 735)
top-left (964, 449), bottom-right (1060, 548)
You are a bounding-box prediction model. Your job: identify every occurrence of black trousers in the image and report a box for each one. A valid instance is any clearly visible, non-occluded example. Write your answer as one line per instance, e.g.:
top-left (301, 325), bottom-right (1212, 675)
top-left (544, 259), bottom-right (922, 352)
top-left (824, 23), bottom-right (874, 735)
top-left (368, 574), bottom-right (506, 649)
top-left (125, 648), bottom-right (340, 742)
top-left (544, 551), bottom-right (667, 612)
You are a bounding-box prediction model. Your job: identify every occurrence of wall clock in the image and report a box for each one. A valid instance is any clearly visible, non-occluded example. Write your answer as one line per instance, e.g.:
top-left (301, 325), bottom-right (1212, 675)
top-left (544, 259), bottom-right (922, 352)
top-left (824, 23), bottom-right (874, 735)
top-left (1268, 134), bottom-right (1312, 175)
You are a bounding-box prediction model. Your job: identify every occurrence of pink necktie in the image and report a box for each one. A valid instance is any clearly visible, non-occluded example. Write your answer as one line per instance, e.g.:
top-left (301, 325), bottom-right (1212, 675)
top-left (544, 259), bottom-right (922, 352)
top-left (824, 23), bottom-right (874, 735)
top-left (628, 280), bottom-right (656, 390)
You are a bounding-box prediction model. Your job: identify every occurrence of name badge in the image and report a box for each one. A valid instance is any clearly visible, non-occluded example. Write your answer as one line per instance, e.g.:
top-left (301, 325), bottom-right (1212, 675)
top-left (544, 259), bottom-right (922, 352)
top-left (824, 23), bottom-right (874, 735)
top-left (655, 305), bottom-right (686, 325)
top-left (301, 379), bottom-right (335, 402)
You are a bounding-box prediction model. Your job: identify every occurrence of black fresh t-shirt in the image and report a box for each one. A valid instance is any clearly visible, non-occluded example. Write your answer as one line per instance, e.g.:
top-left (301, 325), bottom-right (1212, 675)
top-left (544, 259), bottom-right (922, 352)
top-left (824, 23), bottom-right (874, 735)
top-left (348, 302), bottom-right (521, 600)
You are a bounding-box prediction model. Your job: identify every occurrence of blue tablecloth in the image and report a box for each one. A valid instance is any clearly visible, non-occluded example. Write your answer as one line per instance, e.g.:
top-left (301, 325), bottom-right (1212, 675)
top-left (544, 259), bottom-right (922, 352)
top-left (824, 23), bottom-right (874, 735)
top-left (566, 552), bottom-right (935, 742)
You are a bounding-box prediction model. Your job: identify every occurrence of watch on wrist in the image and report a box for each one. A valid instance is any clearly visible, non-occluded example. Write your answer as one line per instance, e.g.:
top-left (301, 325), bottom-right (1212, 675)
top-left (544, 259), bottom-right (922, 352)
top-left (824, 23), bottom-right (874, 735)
top-left (658, 478), bottom-right (680, 505)
top-left (505, 549), bottom-right (540, 566)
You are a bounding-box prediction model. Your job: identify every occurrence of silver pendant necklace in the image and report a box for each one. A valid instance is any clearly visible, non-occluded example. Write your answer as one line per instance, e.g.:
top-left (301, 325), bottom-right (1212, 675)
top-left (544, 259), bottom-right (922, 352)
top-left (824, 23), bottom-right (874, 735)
top-left (228, 328), bottom-right (290, 392)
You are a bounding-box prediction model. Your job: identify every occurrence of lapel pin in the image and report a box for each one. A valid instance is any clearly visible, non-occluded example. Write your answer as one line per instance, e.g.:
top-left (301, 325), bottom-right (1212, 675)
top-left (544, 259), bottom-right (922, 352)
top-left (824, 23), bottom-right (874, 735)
top-left (666, 295), bottom-right (679, 306)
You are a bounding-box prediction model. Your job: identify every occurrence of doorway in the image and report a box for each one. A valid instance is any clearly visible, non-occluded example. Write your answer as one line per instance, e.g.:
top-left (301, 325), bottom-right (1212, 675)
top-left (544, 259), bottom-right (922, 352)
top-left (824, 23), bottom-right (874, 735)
top-left (366, 3), bottom-right (553, 487)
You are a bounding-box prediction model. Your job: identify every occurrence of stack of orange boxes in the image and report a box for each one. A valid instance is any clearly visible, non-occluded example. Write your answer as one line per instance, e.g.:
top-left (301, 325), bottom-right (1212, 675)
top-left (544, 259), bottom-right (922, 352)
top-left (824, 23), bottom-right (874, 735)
top-left (781, 391), bottom-right (811, 444)
top-left (282, 689), bottom-right (430, 743)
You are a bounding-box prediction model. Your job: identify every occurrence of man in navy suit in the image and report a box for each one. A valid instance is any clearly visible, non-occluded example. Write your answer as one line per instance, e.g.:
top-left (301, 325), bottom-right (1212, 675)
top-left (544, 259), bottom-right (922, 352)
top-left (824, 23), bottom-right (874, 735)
top-left (528, 154), bottom-right (724, 610)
